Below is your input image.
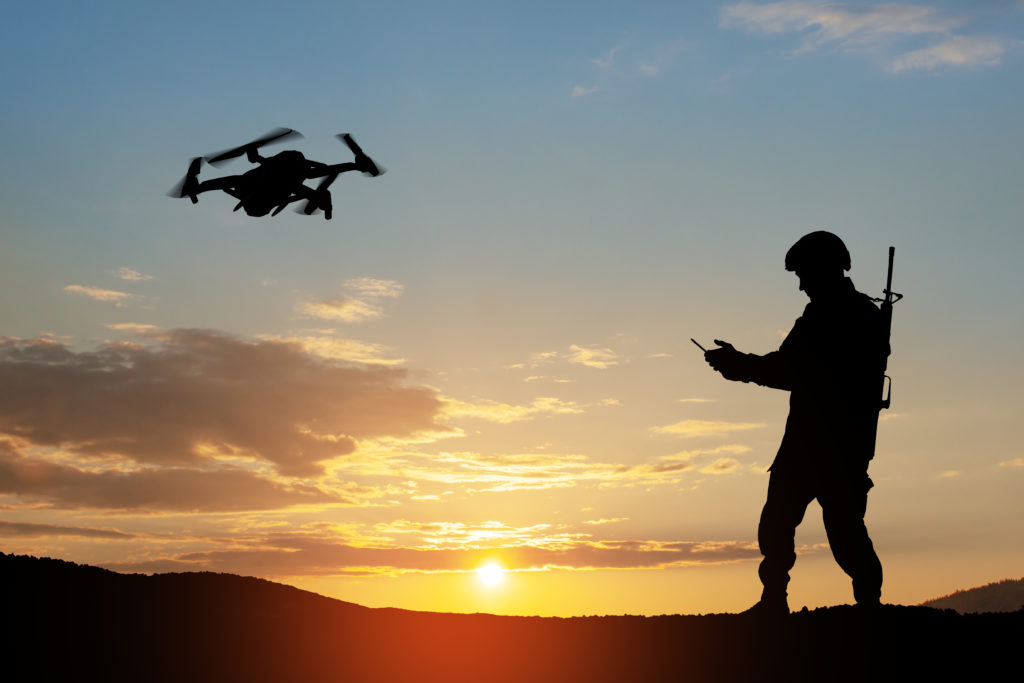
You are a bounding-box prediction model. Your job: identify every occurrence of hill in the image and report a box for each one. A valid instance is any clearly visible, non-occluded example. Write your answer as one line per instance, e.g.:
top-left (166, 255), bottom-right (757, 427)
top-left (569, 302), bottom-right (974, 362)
top-left (920, 577), bottom-right (1024, 613)
top-left (2, 552), bottom-right (1020, 683)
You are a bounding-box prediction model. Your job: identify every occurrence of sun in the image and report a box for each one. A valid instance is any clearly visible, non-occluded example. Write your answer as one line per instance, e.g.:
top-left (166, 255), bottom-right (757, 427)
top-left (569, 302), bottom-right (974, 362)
top-left (476, 562), bottom-right (505, 586)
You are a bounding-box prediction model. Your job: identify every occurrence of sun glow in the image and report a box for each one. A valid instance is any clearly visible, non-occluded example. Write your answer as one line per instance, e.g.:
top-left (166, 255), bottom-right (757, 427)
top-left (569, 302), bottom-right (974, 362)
top-left (476, 562), bottom-right (506, 586)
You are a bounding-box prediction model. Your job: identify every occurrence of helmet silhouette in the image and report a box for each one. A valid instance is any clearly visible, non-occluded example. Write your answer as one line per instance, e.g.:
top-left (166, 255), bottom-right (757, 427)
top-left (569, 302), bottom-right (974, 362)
top-left (785, 231), bottom-right (851, 272)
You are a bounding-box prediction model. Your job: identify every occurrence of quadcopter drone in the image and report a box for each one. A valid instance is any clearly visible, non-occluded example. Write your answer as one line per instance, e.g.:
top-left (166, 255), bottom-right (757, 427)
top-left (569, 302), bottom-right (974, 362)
top-left (169, 128), bottom-right (383, 220)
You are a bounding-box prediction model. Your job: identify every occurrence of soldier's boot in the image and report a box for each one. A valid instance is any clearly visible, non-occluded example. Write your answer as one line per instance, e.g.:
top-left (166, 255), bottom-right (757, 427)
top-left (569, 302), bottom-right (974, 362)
top-left (740, 589), bottom-right (789, 617)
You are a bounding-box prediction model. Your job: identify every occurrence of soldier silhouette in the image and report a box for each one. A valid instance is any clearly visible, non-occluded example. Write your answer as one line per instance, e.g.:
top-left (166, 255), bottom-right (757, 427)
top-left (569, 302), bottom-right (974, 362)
top-left (703, 231), bottom-right (885, 615)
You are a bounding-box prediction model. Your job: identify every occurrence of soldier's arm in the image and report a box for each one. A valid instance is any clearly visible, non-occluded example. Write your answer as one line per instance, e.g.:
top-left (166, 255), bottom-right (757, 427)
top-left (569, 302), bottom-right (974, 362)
top-left (732, 317), bottom-right (805, 390)
top-left (704, 344), bottom-right (791, 389)
top-left (740, 351), bottom-right (793, 390)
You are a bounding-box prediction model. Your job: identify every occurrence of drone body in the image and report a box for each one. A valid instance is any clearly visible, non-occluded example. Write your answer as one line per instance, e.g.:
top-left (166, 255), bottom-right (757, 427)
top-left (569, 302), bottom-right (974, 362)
top-left (169, 129), bottom-right (382, 220)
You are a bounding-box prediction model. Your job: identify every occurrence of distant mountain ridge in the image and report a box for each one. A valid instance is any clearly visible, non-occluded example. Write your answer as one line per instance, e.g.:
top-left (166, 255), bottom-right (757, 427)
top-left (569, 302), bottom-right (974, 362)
top-left (2, 552), bottom-right (1020, 683)
top-left (920, 577), bottom-right (1024, 613)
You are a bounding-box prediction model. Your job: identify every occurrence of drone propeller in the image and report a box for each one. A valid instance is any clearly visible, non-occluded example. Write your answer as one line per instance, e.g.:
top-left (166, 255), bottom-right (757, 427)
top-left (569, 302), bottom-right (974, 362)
top-left (167, 157), bottom-right (203, 202)
top-left (205, 127), bottom-right (303, 167)
top-left (337, 134), bottom-right (385, 176)
top-left (296, 173), bottom-right (338, 219)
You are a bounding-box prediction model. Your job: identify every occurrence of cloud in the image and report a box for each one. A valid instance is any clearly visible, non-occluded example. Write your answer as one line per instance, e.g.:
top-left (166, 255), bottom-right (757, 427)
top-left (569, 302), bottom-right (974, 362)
top-left (112, 267), bottom-right (152, 281)
top-left (592, 46), bottom-right (620, 69)
top-left (258, 334), bottom-right (405, 366)
top-left (517, 345), bottom-right (620, 370)
top-left (638, 62), bottom-right (660, 77)
top-left (0, 519), bottom-right (135, 539)
top-left (105, 530), bottom-right (762, 577)
top-left (890, 35), bottom-right (1004, 73)
top-left (567, 345), bottom-right (619, 369)
top-left (343, 277), bottom-right (403, 298)
top-left (654, 420), bottom-right (765, 437)
top-left (998, 457), bottom-right (1024, 468)
top-left (297, 298), bottom-right (382, 323)
top-left (699, 458), bottom-right (742, 474)
top-left (677, 398), bottom-right (717, 404)
top-left (298, 277), bottom-right (404, 323)
top-left (105, 323), bottom-right (159, 334)
top-left (939, 470), bottom-right (961, 478)
top-left (570, 84), bottom-right (599, 97)
top-left (63, 285), bottom-right (135, 306)
top-left (721, 2), bottom-right (1005, 72)
top-left (582, 517), bottom-right (627, 526)
top-left (0, 330), bottom-right (447, 478)
top-left (442, 397), bottom-right (584, 424)
top-left (0, 441), bottom-right (341, 511)
top-left (332, 444), bottom-right (752, 494)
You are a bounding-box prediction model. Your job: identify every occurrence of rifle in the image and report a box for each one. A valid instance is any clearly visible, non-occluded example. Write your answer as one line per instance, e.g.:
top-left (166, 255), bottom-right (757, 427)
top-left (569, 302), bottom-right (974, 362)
top-left (869, 247), bottom-right (903, 458)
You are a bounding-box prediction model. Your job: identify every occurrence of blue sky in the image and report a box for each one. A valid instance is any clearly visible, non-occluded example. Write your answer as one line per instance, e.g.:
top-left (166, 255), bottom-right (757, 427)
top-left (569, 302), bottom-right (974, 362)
top-left (1, 2), bottom-right (1022, 615)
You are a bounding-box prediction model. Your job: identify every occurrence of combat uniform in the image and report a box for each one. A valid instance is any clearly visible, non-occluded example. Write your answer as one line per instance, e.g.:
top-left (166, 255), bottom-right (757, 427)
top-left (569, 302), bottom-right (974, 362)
top-left (736, 276), bottom-right (886, 605)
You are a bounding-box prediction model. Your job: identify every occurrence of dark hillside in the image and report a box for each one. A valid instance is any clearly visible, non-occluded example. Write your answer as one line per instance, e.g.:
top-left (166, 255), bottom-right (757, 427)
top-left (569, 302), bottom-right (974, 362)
top-left (920, 577), bottom-right (1024, 613)
top-left (3, 553), bottom-right (1019, 682)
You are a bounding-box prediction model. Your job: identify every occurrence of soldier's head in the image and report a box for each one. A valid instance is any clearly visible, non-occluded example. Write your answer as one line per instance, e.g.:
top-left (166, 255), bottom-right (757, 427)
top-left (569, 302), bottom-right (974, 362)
top-left (785, 231), bottom-right (850, 300)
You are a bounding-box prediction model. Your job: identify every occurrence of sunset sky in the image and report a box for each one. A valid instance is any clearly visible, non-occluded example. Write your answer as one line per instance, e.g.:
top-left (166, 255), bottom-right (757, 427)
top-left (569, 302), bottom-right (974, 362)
top-left (1, 1), bottom-right (1022, 616)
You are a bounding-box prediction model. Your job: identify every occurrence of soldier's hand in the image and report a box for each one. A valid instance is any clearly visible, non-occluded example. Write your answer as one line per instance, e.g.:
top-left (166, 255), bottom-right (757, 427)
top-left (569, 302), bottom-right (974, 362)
top-left (704, 340), bottom-right (748, 382)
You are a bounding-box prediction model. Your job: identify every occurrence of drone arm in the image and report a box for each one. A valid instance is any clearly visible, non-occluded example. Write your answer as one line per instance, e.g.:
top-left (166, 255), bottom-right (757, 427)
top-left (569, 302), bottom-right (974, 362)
top-left (307, 162), bottom-right (361, 179)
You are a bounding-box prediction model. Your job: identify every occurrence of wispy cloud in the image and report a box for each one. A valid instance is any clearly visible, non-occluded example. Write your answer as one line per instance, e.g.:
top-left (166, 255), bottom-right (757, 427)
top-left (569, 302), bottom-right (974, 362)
top-left (0, 519), bottom-right (135, 539)
top-left (637, 62), bottom-right (660, 77)
top-left (654, 419), bottom-right (765, 437)
top-left (104, 528), bottom-right (763, 577)
top-left (332, 444), bottom-right (752, 495)
top-left (570, 84), bottom-right (599, 98)
top-left (699, 457), bottom-right (742, 474)
top-left (567, 344), bottom-right (619, 369)
top-left (721, 2), bottom-right (1006, 73)
top-left (343, 277), bottom-right (403, 298)
top-left (298, 277), bottom-right (404, 323)
top-left (112, 267), bottom-right (153, 281)
top-left (997, 457), bottom-right (1024, 468)
top-left (258, 334), bottom-right (405, 366)
top-left (105, 323), bottom-right (159, 335)
top-left (592, 46), bottom-right (621, 69)
top-left (442, 396), bottom-right (584, 424)
top-left (64, 284), bottom-right (135, 306)
top-left (890, 35), bottom-right (1004, 73)
top-left (297, 298), bottom-right (382, 323)
top-left (514, 345), bottom-right (619, 370)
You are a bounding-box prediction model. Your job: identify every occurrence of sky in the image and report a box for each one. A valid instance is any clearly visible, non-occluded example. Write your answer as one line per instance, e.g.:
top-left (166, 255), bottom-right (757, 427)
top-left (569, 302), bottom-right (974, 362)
top-left (1, 1), bottom-right (1022, 616)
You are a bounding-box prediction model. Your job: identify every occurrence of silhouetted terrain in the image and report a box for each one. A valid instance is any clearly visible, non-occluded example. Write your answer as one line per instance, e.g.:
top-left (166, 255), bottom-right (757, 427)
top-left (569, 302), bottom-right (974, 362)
top-left (920, 577), bottom-right (1024, 613)
top-left (3, 553), bottom-right (1020, 682)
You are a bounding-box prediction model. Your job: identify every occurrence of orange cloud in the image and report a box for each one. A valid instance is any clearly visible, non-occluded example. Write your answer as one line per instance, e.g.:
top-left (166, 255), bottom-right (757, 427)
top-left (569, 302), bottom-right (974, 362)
top-left (442, 396), bottom-right (584, 424)
top-left (63, 285), bottom-right (135, 306)
top-left (104, 532), bottom-right (762, 577)
top-left (297, 298), bottom-right (382, 323)
top-left (654, 420), bottom-right (765, 437)
top-left (0, 438), bottom-right (341, 511)
top-left (0, 519), bottom-right (135, 539)
top-left (0, 330), bottom-right (448, 478)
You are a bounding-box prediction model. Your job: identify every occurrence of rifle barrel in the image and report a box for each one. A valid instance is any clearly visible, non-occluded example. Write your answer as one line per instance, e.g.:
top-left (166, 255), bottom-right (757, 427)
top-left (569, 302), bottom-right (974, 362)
top-left (885, 246), bottom-right (895, 297)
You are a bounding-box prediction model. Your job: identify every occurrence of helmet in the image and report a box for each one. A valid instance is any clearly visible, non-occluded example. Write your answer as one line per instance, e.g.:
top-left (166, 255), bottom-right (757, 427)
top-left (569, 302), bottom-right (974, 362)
top-left (785, 231), bottom-right (851, 272)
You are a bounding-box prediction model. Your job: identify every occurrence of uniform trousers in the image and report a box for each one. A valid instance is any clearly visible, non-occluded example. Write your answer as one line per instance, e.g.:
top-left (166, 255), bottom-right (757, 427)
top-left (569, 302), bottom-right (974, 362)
top-left (757, 462), bottom-right (883, 604)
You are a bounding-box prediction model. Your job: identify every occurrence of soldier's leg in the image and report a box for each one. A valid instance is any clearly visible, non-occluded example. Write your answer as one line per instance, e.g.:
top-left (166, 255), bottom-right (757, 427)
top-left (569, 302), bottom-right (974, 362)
top-left (819, 472), bottom-right (883, 604)
top-left (757, 468), bottom-right (815, 602)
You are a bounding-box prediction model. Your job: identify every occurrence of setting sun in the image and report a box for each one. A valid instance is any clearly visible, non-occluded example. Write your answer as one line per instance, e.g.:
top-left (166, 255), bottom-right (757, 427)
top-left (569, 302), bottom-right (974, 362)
top-left (476, 562), bottom-right (506, 586)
